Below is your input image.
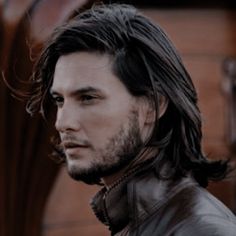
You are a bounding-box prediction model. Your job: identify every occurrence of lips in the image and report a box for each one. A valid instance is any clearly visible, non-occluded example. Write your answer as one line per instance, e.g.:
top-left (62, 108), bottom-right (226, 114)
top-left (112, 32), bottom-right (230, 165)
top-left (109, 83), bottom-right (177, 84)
top-left (63, 141), bottom-right (88, 149)
top-left (62, 141), bottom-right (89, 157)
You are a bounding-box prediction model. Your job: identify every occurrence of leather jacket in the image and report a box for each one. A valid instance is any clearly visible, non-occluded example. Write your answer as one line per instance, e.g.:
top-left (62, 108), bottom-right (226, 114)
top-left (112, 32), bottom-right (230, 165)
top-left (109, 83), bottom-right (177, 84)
top-left (90, 166), bottom-right (236, 236)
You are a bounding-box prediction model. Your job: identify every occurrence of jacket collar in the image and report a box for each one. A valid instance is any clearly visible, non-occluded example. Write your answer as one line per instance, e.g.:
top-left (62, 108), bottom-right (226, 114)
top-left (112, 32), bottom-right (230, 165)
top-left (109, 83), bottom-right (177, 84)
top-left (90, 164), bottom-right (141, 234)
top-left (90, 162), bottom-right (197, 234)
top-left (127, 171), bottom-right (197, 229)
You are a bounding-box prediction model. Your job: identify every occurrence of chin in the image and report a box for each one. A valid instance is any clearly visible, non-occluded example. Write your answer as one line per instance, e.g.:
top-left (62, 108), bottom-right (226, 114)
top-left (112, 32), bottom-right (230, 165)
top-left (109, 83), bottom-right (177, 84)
top-left (67, 164), bottom-right (102, 185)
top-left (67, 159), bottom-right (89, 174)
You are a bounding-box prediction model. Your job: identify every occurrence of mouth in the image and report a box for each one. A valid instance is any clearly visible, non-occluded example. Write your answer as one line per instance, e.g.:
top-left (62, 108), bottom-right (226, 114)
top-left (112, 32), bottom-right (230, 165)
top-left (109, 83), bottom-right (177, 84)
top-left (62, 141), bottom-right (89, 157)
top-left (62, 141), bottom-right (90, 150)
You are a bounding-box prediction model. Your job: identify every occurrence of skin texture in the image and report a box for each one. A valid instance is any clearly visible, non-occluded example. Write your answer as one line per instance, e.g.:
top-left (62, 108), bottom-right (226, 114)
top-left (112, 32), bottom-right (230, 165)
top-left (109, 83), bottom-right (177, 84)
top-left (51, 52), bottom-right (155, 185)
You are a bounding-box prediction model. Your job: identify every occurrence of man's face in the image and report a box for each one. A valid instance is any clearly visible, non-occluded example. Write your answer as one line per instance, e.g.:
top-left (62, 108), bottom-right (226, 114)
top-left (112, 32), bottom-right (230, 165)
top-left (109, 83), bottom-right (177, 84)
top-left (51, 52), bottom-right (152, 184)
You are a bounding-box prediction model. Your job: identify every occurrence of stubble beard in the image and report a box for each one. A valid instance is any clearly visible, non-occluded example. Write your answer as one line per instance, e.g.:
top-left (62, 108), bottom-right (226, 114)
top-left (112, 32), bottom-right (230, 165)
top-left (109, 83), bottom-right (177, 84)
top-left (67, 110), bottom-right (144, 185)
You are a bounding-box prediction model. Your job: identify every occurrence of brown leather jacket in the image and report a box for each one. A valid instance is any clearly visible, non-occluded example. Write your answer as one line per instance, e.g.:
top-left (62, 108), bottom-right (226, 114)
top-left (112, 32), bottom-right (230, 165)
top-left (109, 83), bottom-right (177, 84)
top-left (91, 168), bottom-right (236, 236)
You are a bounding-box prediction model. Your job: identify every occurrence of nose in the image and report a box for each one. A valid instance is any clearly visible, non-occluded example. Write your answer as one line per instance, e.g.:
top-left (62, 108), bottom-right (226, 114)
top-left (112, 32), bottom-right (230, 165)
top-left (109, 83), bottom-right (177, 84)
top-left (55, 103), bottom-right (80, 132)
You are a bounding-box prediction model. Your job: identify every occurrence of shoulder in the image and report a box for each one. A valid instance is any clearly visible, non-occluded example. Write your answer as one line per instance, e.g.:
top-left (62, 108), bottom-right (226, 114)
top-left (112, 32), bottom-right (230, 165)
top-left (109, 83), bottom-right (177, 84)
top-left (170, 214), bottom-right (236, 236)
top-left (128, 172), bottom-right (236, 236)
top-left (167, 183), bottom-right (236, 236)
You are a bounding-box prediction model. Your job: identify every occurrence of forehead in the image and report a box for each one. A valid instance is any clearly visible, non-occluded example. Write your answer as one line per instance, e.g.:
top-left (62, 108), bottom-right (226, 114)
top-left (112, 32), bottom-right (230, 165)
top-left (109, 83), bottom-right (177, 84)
top-left (51, 52), bottom-right (127, 95)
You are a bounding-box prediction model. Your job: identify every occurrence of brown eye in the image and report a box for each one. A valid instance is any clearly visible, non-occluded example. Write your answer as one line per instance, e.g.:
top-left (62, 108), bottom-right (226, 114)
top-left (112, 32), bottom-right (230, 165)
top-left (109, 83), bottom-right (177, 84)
top-left (80, 95), bottom-right (97, 105)
top-left (52, 96), bottom-right (64, 107)
top-left (81, 95), bottom-right (93, 100)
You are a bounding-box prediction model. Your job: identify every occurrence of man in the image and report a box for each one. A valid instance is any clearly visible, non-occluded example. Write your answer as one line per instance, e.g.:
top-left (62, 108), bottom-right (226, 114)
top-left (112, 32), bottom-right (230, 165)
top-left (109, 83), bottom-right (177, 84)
top-left (27, 4), bottom-right (236, 236)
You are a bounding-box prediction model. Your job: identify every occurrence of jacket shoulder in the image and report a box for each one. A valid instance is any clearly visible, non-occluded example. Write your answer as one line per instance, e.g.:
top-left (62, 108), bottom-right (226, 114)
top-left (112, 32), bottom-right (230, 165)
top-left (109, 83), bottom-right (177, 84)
top-left (129, 173), bottom-right (236, 236)
top-left (171, 215), bottom-right (236, 236)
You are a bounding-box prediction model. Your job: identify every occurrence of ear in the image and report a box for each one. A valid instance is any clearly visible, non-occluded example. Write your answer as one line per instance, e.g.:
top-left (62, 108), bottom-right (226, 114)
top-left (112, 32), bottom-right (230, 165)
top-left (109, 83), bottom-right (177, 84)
top-left (145, 95), bottom-right (168, 124)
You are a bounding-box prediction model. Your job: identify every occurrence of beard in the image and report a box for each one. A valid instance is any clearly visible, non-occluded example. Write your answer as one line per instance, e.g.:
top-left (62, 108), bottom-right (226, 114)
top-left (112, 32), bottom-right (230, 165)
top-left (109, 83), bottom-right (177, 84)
top-left (65, 110), bottom-right (144, 185)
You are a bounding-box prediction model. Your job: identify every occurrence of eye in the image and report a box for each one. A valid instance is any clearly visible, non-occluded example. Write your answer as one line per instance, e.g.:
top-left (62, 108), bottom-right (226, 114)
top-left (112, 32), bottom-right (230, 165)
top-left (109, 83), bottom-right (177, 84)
top-left (80, 94), bottom-right (97, 105)
top-left (52, 95), bottom-right (64, 107)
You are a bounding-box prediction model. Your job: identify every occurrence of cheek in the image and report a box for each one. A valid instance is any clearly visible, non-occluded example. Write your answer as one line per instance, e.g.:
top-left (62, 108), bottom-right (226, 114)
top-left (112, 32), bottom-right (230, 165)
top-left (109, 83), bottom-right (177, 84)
top-left (85, 113), bottom-right (123, 136)
top-left (81, 107), bottom-right (130, 144)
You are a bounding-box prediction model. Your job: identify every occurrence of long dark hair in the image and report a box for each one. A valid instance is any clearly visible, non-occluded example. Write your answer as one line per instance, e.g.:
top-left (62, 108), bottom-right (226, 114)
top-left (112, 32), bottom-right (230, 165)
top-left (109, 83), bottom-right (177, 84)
top-left (27, 4), bottom-right (230, 187)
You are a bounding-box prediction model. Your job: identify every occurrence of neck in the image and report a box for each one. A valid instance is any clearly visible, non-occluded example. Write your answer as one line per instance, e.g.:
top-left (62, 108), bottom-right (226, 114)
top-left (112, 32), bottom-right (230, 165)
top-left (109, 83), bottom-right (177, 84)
top-left (102, 168), bottom-right (126, 187)
top-left (102, 147), bottom-right (158, 188)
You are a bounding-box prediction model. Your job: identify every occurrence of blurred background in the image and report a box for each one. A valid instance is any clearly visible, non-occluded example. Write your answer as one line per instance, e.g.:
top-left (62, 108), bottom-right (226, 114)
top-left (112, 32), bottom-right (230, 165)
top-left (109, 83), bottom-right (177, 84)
top-left (1, 1), bottom-right (236, 236)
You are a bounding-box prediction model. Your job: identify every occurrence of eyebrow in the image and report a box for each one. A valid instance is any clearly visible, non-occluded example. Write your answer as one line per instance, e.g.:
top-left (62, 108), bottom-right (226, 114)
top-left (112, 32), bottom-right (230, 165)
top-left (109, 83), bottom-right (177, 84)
top-left (50, 86), bottom-right (103, 97)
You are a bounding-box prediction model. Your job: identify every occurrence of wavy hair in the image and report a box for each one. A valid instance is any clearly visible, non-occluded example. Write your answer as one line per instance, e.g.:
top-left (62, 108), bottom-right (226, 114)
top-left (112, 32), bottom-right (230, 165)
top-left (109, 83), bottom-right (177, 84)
top-left (27, 4), bottom-right (230, 187)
